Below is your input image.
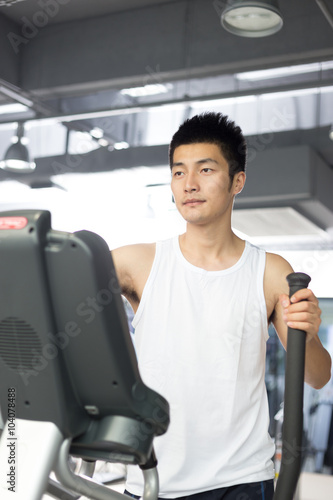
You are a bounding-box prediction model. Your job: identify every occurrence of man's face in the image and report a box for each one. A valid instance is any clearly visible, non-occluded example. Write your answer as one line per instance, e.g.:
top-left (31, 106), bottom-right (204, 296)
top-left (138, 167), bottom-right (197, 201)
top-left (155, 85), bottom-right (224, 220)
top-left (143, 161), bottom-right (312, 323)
top-left (170, 142), bottom-right (244, 226)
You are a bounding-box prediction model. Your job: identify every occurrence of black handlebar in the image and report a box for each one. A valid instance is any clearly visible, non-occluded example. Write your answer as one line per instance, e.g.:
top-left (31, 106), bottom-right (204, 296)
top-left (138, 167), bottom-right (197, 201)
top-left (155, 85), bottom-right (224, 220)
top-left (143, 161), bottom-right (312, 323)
top-left (273, 272), bottom-right (311, 500)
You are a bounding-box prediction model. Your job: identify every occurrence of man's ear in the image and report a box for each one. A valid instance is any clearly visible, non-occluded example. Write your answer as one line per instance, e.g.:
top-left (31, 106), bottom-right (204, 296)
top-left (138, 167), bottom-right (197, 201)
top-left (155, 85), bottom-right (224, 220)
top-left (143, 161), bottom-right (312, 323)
top-left (233, 171), bottom-right (246, 195)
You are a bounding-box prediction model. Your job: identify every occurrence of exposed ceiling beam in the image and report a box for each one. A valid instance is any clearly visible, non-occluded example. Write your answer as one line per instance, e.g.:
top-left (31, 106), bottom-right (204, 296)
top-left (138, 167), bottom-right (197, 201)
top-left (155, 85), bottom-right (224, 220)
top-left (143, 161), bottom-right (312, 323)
top-left (1, 77), bottom-right (333, 126)
top-left (316, 0), bottom-right (333, 30)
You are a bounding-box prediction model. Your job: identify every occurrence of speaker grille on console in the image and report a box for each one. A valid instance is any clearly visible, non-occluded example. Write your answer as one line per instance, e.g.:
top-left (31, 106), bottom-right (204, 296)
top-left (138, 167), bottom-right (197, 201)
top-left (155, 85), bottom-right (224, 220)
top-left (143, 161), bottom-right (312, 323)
top-left (0, 317), bottom-right (42, 370)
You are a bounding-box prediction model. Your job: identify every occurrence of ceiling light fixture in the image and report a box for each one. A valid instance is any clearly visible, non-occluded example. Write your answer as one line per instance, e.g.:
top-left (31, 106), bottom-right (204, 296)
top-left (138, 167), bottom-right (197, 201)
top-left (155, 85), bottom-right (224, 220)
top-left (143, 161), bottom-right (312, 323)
top-left (120, 83), bottom-right (172, 98)
top-left (236, 61), bottom-right (333, 81)
top-left (221, 0), bottom-right (283, 37)
top-left (98, 138), bottom-right (109, 147)
top-left (90, 127), bottom-right (104, 139)
top-left (114, 141), bottom-right (129, 150)
top-left (0, 123), bottom-right (36, 173)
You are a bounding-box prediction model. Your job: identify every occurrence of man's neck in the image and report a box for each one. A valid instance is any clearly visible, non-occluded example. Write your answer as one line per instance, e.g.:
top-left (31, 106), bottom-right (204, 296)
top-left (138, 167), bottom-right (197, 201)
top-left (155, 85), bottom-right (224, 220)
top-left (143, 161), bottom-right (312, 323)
top-left (178, 225), bottom-right (245, 271)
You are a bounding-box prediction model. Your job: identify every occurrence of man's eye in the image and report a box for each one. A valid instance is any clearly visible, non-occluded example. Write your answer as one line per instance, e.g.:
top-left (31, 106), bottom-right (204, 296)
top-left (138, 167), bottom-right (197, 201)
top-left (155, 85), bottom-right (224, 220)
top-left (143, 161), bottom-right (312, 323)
top-left (174, 171), bottom-right (184, 177)
top-left (202, 168), bottom-right (212, 173)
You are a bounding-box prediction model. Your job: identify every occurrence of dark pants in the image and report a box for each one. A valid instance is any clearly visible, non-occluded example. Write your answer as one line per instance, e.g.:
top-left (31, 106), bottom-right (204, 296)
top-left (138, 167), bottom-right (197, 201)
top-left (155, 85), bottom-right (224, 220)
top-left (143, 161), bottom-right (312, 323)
top-left (124, 479), bottom-right (274, 500)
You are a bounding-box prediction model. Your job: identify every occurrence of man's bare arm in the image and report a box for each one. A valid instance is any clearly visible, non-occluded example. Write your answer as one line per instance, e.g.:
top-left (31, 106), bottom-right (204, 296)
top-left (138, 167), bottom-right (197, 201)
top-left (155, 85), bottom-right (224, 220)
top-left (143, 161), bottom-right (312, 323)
top-left (265, 253), bottom-right (332, 390)
top-left (111, 243), bottom-right (155, 312)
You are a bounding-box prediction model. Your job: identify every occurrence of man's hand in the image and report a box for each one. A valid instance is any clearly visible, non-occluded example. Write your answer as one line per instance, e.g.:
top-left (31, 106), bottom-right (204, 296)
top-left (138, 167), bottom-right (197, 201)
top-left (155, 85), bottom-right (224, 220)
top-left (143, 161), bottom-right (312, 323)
top-left (265, 252), bottom-right (331, 389)
top-left (279, 288), bottom-right (322, 342)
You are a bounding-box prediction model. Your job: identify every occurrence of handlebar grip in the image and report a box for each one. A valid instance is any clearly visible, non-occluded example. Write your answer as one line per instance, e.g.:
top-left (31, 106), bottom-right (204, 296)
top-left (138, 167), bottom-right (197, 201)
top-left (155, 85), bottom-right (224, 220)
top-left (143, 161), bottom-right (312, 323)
top-left (273, 272), bottom-right (311, 500)
top-left (286, 272), bottom-right (311, 297)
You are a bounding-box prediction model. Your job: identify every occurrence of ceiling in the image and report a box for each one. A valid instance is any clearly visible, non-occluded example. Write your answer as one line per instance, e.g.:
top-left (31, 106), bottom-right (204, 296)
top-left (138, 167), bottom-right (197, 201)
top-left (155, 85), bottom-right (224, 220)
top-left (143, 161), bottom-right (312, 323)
top-left (0, 0), bottom-right (180, 24)
top-left (0, 0), bottom-right (333, 249)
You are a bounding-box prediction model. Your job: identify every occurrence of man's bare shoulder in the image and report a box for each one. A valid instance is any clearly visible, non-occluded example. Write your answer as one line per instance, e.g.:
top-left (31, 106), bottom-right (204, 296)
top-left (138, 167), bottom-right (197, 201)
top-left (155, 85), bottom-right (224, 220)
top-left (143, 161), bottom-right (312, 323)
top-left (111, 243), bottom-right (156, 305)
top-left (112, 242), bottom-right (156, 263)
top-left (265, 251), bottom-right (293, 270)
top-left (265, 252), bottom-right (293, 291)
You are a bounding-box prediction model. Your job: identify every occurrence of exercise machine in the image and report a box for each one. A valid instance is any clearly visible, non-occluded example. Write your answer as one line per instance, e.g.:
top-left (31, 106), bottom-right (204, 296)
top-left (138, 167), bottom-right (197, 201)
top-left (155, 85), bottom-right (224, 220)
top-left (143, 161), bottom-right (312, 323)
top-left (0, 209), bottom-right (310, 500)
top-left (0, 210), bottom-right (169, 500)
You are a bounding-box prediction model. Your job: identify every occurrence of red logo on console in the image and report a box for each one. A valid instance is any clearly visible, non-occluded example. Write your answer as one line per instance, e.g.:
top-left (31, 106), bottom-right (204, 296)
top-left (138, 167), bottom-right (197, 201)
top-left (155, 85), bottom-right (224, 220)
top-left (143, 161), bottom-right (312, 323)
top-left (0, 217), bottom-right (28, 230)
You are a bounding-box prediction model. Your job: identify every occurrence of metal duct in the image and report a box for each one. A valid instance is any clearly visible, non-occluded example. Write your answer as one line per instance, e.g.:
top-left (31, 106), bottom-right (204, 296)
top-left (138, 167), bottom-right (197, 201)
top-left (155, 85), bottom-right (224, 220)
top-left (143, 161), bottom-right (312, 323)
top-left (235, 145), bottom-right (333, 230)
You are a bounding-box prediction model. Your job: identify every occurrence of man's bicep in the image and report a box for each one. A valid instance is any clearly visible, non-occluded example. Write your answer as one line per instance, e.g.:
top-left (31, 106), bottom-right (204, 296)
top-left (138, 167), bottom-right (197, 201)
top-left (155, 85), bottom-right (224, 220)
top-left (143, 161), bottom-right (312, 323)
top-left (111, 246), bottom-right (136, 296)
top-left (271, 301), bottom-right (289, 350)
top-left (265, 252), bottom-right (294, 348)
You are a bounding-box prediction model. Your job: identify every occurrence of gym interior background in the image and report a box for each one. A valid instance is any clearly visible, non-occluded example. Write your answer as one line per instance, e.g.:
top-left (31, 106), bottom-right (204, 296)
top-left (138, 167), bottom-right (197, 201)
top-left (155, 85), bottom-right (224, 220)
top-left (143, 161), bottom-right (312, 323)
top-left (0, 0), bottom-right (332, 498)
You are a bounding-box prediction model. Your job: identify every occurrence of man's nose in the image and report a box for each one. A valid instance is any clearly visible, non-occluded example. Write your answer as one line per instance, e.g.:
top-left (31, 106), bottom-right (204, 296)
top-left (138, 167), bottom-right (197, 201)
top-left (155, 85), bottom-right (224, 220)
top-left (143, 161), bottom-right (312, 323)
top-left (185, 173), bottom-right (199, 192)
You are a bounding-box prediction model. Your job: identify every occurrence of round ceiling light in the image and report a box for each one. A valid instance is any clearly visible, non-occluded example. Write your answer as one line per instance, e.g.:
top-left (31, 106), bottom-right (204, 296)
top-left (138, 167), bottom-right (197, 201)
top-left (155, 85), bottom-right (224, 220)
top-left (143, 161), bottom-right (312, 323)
top-left (221, 1), bottom-right (283, 37)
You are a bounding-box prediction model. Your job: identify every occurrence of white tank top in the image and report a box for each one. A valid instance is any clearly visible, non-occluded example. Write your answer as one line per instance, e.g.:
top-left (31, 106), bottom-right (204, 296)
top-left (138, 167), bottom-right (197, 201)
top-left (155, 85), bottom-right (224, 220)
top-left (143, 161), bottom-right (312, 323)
top-left (126, 237), bottom-right (275, 498)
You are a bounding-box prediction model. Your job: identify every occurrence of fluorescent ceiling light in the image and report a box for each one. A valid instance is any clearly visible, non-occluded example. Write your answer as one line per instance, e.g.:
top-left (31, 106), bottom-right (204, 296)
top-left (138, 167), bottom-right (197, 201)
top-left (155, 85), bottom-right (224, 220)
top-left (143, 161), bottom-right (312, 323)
top-left (120, 83), bottom-right (172, 97)
top-left (191, 96), bottom-right (258, 109)
top-left (236, 61), bottom-right (333, 81)
top-left (0, 103), bottom-right (29, 114)
top-left (56, 107), bottom-right (143, 122)
top-left (260, 86), bottom-right (333, 100)
top-left (261, 87), bottom-right (321, 100)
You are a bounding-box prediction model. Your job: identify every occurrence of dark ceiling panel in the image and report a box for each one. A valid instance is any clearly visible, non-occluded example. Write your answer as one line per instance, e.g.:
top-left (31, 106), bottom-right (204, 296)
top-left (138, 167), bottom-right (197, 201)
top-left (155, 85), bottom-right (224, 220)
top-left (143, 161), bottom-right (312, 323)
top-left (0, 0), bottom-right (332, 100)
top-left (0, 0), bottom-right (180, 24)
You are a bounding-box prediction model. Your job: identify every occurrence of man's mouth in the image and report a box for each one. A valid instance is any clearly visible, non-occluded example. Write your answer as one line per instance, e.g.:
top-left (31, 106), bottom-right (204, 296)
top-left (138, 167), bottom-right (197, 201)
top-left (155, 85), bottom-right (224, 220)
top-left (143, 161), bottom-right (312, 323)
top-left (183, 199), bottom-right (205, 206)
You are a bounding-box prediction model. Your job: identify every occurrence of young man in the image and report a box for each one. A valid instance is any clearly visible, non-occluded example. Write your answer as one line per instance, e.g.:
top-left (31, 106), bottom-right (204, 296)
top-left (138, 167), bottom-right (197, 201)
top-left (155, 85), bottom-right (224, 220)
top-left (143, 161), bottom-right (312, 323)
top-left (112, 113), bottom-right (331, 500)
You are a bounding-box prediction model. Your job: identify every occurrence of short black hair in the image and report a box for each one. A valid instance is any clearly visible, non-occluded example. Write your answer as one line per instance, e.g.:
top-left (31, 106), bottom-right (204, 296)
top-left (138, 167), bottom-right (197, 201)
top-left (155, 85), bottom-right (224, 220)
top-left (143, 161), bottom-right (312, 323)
top-left (169, 112), bottom-right (247, 181)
